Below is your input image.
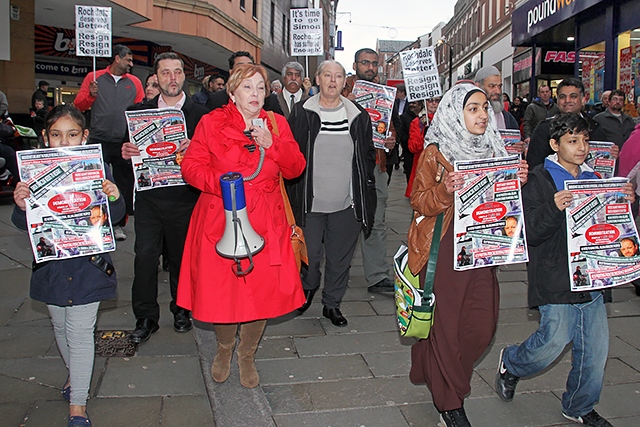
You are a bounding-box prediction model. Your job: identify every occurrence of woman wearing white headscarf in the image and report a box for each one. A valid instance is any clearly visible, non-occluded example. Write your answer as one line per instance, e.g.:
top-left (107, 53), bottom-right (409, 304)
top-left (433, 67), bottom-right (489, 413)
top-left (407, 83), bottom-right (528, 427)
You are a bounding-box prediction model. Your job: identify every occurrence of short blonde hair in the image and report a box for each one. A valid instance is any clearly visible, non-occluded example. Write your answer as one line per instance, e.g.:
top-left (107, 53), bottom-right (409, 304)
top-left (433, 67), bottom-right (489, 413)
top-left (226, 64), bottom-right (270, 96)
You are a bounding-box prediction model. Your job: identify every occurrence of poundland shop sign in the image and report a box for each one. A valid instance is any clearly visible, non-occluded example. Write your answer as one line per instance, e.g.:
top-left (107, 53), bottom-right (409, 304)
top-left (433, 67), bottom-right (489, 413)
top-left (512, 0), bottom-right (604, 45)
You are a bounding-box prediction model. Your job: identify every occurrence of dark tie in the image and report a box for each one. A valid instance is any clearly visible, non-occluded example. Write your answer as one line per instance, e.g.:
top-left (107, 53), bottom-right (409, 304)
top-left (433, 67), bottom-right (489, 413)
top-left (290, 94), bottom-right (295, 112)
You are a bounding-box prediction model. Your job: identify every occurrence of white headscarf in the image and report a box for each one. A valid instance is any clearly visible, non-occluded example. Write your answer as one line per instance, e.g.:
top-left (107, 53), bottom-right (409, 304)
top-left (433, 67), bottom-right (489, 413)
top-left (423, 83), bottom-right (507, 163)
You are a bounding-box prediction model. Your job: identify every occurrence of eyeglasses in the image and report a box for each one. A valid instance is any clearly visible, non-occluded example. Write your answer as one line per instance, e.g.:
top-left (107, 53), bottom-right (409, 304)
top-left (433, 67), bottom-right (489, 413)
top-left (357, 60), bottom-right (379, 68)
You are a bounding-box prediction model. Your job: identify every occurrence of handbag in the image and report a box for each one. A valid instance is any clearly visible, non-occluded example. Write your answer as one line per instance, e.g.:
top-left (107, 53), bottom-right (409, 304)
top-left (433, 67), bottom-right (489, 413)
top-left (280, 175), bottom-right (308, 271)
top-left (394, 212), bottom-right (443, 340)
top-left (265, 111), bottom-right (308, 271)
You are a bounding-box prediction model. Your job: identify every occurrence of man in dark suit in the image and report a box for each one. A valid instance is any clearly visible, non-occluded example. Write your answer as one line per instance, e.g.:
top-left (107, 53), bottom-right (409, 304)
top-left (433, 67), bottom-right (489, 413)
top-left (206, 51), bottom-right (283, 115)
top-left (276, 61), bottom-right (310, 118)
top-left (121, 52), bottom-right (210, 343)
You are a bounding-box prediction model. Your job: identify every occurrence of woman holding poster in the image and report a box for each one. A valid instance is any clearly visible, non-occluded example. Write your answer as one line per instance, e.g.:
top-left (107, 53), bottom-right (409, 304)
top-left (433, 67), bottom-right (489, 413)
top-left (407, 83), bottom-right (528, 427)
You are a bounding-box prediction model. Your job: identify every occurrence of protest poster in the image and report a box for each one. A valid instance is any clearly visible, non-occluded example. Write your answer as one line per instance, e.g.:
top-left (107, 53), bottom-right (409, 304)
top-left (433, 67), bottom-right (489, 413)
top-left (290, 8), bottom-right (323, 56)
top-left (498, 129), bottom-right (523, 155)
top-left (125, 108), bottom-right (188, 191)
top-left (352, 80), bottom-right (397, 150)
top-left (565, 178), bottom-right (640, 291)
top-left (453, 155), bottom-right (528, 271)
top-left (75, 5), bottom-right (112, 57)
top-left (399, 47), bottom-right (441, 102)
top-left (16, 145), bottom-right (116, 263)
top-left (585, 141), bottom-right (616, 179)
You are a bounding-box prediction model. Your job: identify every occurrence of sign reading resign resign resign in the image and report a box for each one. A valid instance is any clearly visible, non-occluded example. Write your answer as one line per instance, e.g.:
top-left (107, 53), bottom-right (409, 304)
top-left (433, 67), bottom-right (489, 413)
top-left (75, 5), bottom-right (112, 57)
top-left (400, 47), bottom-right (442, 102)
top-left (290, 8), bottom-right (323, 56)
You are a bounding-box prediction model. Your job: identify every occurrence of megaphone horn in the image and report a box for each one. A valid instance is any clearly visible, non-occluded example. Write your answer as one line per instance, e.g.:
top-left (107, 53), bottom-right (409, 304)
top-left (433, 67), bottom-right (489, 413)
top-left (216, 172), bottom-right (265, 275)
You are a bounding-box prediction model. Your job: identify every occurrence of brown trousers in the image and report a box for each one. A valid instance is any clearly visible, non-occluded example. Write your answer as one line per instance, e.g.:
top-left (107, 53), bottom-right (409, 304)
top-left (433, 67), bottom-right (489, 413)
top-left (409, 226), bottom-right (499, 412)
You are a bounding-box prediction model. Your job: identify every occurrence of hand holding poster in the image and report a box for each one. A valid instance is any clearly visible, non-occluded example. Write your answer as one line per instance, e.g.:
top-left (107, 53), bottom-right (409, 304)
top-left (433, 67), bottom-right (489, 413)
top-left (125, 108), bottom-right (188, 191)
top-left (352, 80), bottom-right (397, 150)
top-left (565, 178), bottom-right (640, 291)
top-left (399, 47), bottom-right (441, 102)
top-left (585, 141), bottom-right (616, 179)
top-left (16, 145), bottom-right (116, 263)
top-left (453, 155), bottom-right (528, 270)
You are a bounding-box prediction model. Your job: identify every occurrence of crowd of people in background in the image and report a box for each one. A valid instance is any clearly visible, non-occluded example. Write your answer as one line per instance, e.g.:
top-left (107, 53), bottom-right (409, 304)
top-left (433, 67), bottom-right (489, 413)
top-left (4, 43), bottom-right (640, 427)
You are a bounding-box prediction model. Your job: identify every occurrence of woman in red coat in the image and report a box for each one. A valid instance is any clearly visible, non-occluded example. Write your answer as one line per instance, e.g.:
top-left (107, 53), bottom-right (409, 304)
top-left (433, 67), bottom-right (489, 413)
top-left (177, 64), bottom-right (306, 388)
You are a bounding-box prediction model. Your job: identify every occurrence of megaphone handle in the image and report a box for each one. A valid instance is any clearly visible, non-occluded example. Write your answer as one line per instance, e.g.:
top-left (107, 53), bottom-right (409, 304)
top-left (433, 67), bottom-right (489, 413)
top-left (229, 181), bottom-right (255, 276)
top-left (243, 146), bottom-right (265, 181)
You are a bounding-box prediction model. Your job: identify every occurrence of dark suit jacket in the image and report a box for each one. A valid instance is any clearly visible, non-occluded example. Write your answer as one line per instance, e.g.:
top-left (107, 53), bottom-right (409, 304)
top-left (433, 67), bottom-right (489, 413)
top-left (502, 110), bottom-right (520, 130)
top-left (277, 91), bottom-right (310, 118)
top-left (206, 90), bottom-right (284, 115)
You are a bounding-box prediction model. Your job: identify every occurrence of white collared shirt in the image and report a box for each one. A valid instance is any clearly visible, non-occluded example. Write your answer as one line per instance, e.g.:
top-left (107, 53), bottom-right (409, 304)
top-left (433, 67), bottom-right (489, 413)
top-left (282, 88), bottom-right (302, 104)
top-left (158, 92), bottom-right (186, 110)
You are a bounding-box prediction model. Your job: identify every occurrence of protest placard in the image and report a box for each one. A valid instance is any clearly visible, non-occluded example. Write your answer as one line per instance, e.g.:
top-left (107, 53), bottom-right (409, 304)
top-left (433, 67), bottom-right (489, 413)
top-left (498, 129), bottom-right (523, 155)
top-left (565, 178), bottom-right (640, 291)
top-left (585, 141), bottom-right (616, 179)
top-left (75, 5), bottom-right (112, 57)
top-left (400, 47), bottom-right (441, 102)
top-left (453, 155), bottom-right (528, 271)
top-left (352, 81), bottom-right (397, 150)
top-left (125, 108), bottom-right (188, 191)
top-left (290, 8), bottom-right (323, 56)
top-left (17, 145), bottom-right (116, 263)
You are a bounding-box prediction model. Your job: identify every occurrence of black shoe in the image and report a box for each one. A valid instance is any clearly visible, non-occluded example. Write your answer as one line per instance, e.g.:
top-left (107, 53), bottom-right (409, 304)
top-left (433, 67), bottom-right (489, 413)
top-left (322, 306), bottom-right (347, 327)
top-left (297, 287), bottom-right (318, 313)
top-left (173, 308), bottom-right (193, 333)
top-left (562, 410), bottom-right (613, 427)
top-left (439, 407), bottom-right (472, 427)
top-left (129, 318), bottom-right (159, 344)
top-left (367, 278), bottom-right (395, 293)
top-left (634, 283), bottom-right (640, 297)
top-left (495, 347), bottom-right (519, 402)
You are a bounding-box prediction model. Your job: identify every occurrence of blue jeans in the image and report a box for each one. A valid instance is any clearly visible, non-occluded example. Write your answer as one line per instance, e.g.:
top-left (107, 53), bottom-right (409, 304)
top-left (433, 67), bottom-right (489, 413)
top-left (502, 292), bottom-right (608, 418)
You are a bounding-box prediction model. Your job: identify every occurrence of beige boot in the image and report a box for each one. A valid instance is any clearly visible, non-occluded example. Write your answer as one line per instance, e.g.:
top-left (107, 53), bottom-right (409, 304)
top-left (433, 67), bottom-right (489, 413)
top-left (237, 320), bottom-right (266, 388)
top-left (211, 324), bottom-right (238, 383)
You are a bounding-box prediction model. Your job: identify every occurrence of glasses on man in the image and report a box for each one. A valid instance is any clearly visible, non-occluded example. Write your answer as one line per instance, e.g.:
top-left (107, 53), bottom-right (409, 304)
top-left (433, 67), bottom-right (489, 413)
top-left (357, 60), bottom-right (379, 68)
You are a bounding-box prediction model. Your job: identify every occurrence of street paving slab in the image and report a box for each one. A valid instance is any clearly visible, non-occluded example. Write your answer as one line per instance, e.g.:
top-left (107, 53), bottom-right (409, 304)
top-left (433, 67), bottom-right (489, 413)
top-left (1, 171), bottom-right (640, 426)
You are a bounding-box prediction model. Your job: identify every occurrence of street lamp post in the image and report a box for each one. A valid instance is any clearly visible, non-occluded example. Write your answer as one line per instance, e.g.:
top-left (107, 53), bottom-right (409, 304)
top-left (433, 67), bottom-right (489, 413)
top-left (437, 39), bottom-right (464, 89)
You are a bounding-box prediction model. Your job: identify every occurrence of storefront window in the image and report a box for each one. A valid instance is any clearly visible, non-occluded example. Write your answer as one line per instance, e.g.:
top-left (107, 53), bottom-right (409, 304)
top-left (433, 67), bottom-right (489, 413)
top-left (580, 42), bottom-right (605, 106)
top-left (619, 29), bottom-right (640, 109)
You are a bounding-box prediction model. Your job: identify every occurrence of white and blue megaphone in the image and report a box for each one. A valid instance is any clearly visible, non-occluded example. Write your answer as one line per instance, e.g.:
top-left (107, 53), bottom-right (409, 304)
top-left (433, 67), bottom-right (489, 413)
top-left (216, 172), bottom-right (265, 275)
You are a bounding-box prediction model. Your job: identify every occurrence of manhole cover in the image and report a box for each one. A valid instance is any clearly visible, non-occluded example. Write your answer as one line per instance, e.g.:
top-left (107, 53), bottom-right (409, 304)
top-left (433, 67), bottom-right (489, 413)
top-left (94, 330), bottom-right (138, 357)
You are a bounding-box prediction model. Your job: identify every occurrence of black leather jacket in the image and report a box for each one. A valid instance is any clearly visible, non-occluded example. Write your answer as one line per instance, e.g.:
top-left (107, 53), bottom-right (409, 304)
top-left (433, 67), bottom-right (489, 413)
top-left (287, 95), bottom-right (377, 237)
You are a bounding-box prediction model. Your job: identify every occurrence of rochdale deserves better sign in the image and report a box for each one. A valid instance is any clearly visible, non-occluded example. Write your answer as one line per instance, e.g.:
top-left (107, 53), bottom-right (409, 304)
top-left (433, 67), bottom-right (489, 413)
top-left (75, 5), bottom-right (111, 57)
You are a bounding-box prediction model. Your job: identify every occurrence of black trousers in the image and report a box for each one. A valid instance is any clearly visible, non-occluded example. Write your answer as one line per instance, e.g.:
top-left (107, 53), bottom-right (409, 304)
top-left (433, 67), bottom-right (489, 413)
top-left (301, 207), bottom-right (361, 309)
top-left (99, 141), bottom-right (134, 224)
top-left (131, 190), bottom-right (197, 321)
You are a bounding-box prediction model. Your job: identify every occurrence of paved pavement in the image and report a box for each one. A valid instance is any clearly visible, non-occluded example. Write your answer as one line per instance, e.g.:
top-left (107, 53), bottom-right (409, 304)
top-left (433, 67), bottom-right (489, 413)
top-left (1, 171), bottom-right (640, 427)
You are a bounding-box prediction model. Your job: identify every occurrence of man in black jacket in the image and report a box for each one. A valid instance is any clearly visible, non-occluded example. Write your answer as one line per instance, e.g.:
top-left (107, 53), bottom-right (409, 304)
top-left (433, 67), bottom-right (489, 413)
top-left (527, 78), bottom-right (610, 169)
top-left (121, 52), bottom-right (209, 343)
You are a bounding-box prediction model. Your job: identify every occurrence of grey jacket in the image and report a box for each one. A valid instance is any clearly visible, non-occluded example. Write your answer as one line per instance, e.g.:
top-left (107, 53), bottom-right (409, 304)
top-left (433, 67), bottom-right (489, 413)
top-left (523, 99), bottom-right (560, 139)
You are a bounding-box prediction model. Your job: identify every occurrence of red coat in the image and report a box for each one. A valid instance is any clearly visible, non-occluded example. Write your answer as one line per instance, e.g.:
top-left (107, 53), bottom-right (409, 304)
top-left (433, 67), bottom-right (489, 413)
top-left (405, 115), bottom-right (432, 198)
top-left (177, 103), bottom-right (306, 323)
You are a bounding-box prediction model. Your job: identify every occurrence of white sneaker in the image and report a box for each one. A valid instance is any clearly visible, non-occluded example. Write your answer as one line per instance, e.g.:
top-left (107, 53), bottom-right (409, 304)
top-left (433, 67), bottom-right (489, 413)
top-left (113, 226), bottom-right (127, 241)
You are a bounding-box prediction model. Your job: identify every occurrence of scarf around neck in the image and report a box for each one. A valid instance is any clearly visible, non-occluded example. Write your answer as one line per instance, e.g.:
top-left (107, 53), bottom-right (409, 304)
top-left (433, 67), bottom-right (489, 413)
top-left (423, 83), bottom-right (507, 163)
